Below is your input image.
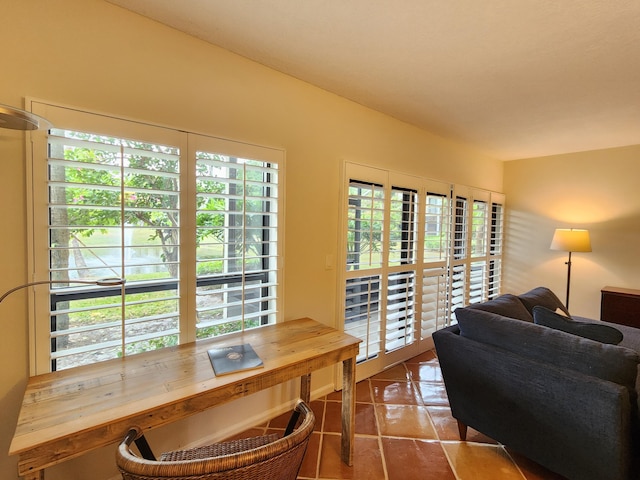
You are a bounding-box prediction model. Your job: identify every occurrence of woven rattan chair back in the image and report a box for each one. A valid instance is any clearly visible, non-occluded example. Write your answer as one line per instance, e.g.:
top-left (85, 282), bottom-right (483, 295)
top-left (116, 400), bottom-right (315, 480)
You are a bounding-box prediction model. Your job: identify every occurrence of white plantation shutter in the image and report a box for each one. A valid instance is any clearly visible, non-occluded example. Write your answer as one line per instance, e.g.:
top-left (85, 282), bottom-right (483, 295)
top-left (345, 275), bottom-right (382, 362)
top-left (346, 181), bottom-right (385, 271)
top-left (388, 187), bottom-right (418, 265)
top-left (423, 192), bottom-right (451, 263)
top-left (385, 186), bottom-right (418, 353)
top-left (195, 151), bottom-right (279, 338)
top-left (449, 193), bottom-right (469, 320)
top-left (342, 164), bottom-right (504, 375)
top-left (468, 261), bottom-right (487, 304)
top-left (447, 189), bottom-right (504, 322)
top-left (421, 182), bottom-right (452, 338)
top-left (345, 179), bottom-right (385, 362)
top-left (29, 101), bottom-right (283, 374)
top-left (385, 270), bottom-right (416, 352)
top-left (47, 128), bottom-right (182, 371)
top-left (453, 195), bottom-right (469, 262)
top-left (421, 266), bottom-right (449, 337)
top-left (489, 196), bottom-right (505, 298)
top-left (468, 197), bottom-right (489, 305)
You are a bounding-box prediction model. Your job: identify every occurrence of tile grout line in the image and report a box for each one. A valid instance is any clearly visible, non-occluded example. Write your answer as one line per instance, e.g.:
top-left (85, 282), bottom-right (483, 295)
top-left (369, 378), bottom-right (390, 480)
top-left (300, 351), bottom-right (545, 480)
top-left (314, 399), bottom-right (326, 480)
top-left (409, 356), bottom-right (462, 480)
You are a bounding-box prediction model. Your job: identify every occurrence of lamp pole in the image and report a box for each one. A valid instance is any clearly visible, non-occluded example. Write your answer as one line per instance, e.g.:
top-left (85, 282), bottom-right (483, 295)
top-left (0, 278), bottom-right (125, 303)
top-left (550, 228), bottom-right (591, 311)
top-left (565, 251), bottom-right (573, 310)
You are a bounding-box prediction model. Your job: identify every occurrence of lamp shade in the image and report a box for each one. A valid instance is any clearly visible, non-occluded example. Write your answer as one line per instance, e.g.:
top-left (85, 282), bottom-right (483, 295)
top-left (0, 104), bottom-right (51, 131)
top-left (550, 228), bottom-right (592, 253)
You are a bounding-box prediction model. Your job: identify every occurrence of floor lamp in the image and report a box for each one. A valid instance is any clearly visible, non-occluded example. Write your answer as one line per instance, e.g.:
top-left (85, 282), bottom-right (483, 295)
top-left (0, 104), bottom-right (65, 302)
top-left (550, 228), bottom-right (591, 310)
top-left (0, 278), bottom-right (126, 303)
top-left (0, 103), bottom-right (50, 131)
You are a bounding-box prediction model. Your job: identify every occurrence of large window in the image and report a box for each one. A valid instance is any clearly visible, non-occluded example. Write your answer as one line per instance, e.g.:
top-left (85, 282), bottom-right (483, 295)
top-left (28, 102), bottom-right (283, 374)
top-left (341, 163), bottom-right (504, 375)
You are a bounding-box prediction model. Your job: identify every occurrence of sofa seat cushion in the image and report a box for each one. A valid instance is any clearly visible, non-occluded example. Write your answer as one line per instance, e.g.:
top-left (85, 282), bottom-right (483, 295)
top-left (466, 293), bottom-right (534, 322)
top-left (456, 307), bottom-right (640, 395)
top-left (518, 286), bottom-right (570, 317)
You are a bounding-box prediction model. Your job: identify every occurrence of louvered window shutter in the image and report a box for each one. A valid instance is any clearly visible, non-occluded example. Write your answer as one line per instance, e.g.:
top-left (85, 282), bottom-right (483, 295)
top-left (47, 128), bottom-right (181, 370)
top-left (341, 164), bottom-right (504, 369)
top-left (29, 102), bottom-right (283, 374)
top-left (421, 185), bottom-right (451, 337)
top-left (385, 187), bottom-right (418, 353)
top-left (489, 196), bottom-right (505, 298)
top-left (195, 152), bottom-right (279, 338)
top-left (469, 198), bottom-right (489, 305)
top-left (345, 180), bottom-right (385, 362)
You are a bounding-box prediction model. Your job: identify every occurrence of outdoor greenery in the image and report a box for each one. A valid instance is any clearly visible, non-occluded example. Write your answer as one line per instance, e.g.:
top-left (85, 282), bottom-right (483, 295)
top-left (347, 184), bottom-right (454, 268)
top-left (51, 130), bottom-right (275, 367)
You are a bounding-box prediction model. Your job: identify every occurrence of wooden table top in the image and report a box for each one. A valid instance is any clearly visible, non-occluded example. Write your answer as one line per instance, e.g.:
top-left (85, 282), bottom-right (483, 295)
top-left (10, 317), bottom-right (360, 474)
top-left (602, 286), bottom-right (640, 296)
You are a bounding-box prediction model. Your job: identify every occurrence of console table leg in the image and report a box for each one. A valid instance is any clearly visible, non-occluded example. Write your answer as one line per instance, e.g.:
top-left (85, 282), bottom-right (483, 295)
top-left (300, 373), bottom-right (311, 404)
top-left (341, 356), bottom-right (356, 466)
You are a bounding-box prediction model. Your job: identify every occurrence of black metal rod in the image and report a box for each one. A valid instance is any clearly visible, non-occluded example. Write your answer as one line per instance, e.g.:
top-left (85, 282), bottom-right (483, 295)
top-left (565, 251), bottom-right (573, 310)
top-left (0, 278), bottom-right (125, 304)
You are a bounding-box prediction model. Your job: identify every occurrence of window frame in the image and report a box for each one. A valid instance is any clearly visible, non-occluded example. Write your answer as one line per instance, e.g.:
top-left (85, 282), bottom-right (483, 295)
top-left (27, 100), bottom-right (284, 375)
top-left (340, 162), bottom-right (504, 380)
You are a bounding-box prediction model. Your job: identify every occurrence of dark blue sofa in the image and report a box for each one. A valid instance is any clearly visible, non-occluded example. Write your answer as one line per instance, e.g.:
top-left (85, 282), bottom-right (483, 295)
top-left (433, 287), bottom-right (640, 480)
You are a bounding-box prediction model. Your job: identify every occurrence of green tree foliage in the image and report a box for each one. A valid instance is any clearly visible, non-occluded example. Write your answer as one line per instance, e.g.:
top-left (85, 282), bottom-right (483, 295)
top-left (61, 134), bottom-right (183, 277)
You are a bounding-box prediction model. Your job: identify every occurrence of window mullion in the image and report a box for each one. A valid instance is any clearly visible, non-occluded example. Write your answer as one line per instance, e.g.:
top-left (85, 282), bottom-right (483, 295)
top-left (240, 161), bottom-right (247, 329)
top-left (180, 132), bottom-right (196, 343)
top-left (119, 144), bottom-right (126, 358)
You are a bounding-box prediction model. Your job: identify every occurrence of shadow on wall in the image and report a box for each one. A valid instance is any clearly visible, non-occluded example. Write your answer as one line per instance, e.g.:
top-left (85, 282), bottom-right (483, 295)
top-left (503, 209), bottom-right (559, 294)
top-left (504, 207), bottom-right (640, 316)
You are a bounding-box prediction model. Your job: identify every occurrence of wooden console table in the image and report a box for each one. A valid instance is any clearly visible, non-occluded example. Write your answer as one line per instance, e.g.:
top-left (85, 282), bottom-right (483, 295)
top-left (9, 317), bottom-right (361, 479)
top-left (601, 286), bottom-right (640, 328)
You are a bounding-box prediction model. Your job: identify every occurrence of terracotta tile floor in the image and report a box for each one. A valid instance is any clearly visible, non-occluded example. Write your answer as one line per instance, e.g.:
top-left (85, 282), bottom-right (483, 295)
top-left (239, 350), bottom-right (567, 480)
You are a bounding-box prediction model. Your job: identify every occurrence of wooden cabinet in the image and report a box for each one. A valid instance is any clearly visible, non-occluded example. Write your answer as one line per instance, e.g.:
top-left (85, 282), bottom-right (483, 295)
top-left (601, 286), bottom-right (640, 328)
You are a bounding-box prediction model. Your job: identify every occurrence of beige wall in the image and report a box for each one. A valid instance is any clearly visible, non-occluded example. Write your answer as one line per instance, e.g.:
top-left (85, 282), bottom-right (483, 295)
top-left (0, 1), bottom-right (502, 479)
top-left (503, 145), bottom-right (640, 319)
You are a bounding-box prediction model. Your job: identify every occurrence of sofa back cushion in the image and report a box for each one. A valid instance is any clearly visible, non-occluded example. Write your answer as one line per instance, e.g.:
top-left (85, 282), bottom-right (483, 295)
top-left (466, 293), bottom-right (534, 322)
top-left (518, 286), bottom-right (570, 316)
top-left (456, 307), bottom-right (639, 393)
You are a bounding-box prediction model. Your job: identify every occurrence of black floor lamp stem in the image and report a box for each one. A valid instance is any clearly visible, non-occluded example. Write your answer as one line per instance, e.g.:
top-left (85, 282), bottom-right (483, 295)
top-left (564, 251), bottom-right (573, 310)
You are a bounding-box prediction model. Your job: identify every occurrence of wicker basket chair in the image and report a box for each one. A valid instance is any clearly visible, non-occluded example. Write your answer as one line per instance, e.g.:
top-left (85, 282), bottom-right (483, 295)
top-left (116, 400), bottom-right (315, 480)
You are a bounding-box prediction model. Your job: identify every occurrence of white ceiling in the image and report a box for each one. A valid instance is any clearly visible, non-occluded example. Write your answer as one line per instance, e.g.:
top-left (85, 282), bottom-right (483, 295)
top-left (107, 0), bottom-right (640, 160)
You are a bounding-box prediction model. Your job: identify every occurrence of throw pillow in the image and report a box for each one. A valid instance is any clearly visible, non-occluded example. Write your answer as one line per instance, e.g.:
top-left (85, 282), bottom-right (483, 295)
top-left (518, 286), bottom-right (571, 317)
top-left (533, 306), bottom-right (623, 345)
